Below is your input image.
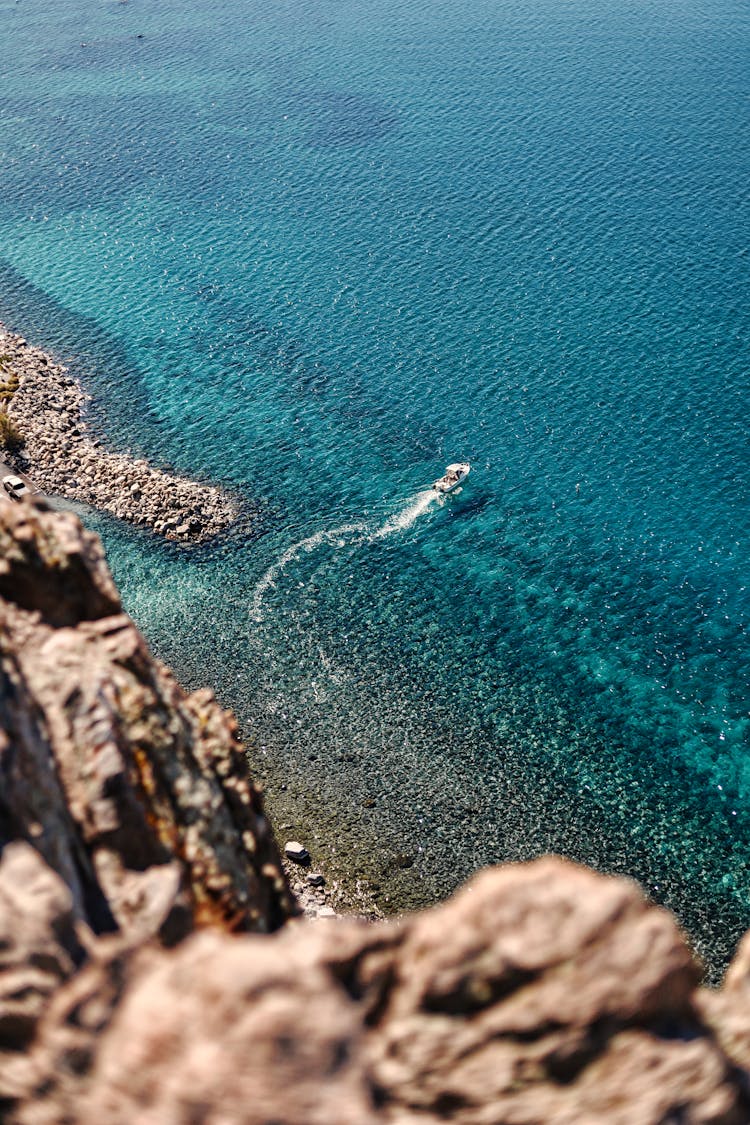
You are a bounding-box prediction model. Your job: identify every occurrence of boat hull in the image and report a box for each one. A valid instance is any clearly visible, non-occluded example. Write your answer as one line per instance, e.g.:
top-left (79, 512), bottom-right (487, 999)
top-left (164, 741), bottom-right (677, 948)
top-left (432, 462), bottom-right (470, 493)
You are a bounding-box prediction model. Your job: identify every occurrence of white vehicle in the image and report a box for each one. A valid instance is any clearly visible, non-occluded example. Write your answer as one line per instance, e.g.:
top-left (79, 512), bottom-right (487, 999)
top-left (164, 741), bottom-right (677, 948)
top-left (432, 462), bottom-right (470, 494)
top-left (2, 474), bottom-right (31, 501)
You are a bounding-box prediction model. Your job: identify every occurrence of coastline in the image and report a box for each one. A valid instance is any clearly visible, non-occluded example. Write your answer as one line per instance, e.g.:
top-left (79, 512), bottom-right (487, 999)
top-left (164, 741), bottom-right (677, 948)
top-left (0, 323), bottom-right (239, 542)
top-left (281, 857), bottom-right (381, 922)
top-left (0, 320), bottom-right (373, 922)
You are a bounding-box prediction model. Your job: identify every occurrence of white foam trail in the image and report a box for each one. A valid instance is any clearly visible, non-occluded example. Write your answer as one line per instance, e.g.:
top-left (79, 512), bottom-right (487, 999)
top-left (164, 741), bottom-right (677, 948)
top-left (372, 489), bottom-right (438, 538)
top-left (251, 491), bottom-right (439, 622)
top-left (251, 521), bottom-right (368, 622)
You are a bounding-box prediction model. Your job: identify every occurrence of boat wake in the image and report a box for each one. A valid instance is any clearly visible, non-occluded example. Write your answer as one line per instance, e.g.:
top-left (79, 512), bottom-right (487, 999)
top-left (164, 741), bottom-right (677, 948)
top-left (251, 521), bottom-right (368, 623)
top-left (372, 489), bottom-right (438, 539)
top-left (251, 491), bottom-right (440, 623)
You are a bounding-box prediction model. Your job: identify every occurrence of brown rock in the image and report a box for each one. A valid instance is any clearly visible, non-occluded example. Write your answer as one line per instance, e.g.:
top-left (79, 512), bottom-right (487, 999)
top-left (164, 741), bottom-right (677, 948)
top-left (697, 929), bottom-right (750, 1084)
top-left (19, 931), bottom-right (377, 1125)
top-left (0, 501), bottom-right (120, 627)
top-left (0, 843), bottom-right (87, 1105)
top-left (354, 859), bottom-right (743, 1124)
top-left (0, 501), bottom-right (294, 947)
top-left (10, 858), bottom-right (750, 1125)
top-left (0, 844), bottom-right (84, 1047)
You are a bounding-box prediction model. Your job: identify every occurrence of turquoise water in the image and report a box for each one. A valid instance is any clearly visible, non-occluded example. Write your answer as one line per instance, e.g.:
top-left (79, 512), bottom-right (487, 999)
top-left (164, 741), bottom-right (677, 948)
top-left (2, 0), bottom-right (750, 974)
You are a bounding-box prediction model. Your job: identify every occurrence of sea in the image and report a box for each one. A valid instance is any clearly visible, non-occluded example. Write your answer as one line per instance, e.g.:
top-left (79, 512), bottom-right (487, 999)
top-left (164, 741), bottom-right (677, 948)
top-left (1, 0), bottom-right (749, 977)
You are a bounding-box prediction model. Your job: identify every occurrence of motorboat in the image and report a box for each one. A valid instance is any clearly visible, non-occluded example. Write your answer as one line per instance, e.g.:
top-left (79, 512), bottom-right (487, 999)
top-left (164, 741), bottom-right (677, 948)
top-left (432, 462), bottom-right (470, 494)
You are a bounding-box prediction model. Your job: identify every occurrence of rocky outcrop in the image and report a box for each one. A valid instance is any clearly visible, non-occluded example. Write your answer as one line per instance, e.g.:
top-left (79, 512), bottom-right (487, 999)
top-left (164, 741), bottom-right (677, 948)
top-left (7, 857), bottom-right (750, 1124)
top-left (0, 325), bottom-right (238, 542)
top-left (0, 843), bottom-right (86, 1106)
top-left (0, 495), bottom-right (120, 626)
top-left (0, 498), bottom-right (294, 951)
top-left (2, 500), bottom-right (750, 1124)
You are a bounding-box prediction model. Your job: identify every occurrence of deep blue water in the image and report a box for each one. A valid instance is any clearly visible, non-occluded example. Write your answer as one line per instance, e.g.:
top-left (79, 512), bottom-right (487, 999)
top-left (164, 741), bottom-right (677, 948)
top-left (2, 0), bottom-right (750, 975)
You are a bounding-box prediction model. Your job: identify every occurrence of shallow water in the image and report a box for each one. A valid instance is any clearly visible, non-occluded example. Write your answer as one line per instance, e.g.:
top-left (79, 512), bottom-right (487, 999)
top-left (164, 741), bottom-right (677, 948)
top-left (2, 0), bottom-right (749, 976)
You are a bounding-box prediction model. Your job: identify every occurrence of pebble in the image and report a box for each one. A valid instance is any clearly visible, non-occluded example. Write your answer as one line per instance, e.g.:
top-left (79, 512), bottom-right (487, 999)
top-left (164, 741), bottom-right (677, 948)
top-left (0, 325), bottom-right (240, 543)
top-left (306, 872), bottom-right (326, 887)
top-left (284, 841), bottom-right (310, 865)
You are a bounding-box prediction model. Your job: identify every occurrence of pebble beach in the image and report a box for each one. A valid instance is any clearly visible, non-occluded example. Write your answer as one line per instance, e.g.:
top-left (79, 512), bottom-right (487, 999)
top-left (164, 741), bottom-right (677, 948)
top-left (0, 324), bottom-right (239, 542)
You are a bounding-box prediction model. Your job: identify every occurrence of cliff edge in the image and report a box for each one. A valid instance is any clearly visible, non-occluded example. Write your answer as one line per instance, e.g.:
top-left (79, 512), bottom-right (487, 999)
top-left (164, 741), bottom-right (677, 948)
top-left (0, 498), bottom-right (294, 944)
top-left (1, 500), bottom-right (750, 1124)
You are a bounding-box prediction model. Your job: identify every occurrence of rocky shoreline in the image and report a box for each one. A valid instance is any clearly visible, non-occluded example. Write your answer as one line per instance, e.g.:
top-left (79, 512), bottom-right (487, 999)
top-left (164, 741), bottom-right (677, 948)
top-left (0, 324), bottom-right (239, 542)
top-left (6, 498), bottom-right (750, 1122)
top-left (0, 323), bottom-right (361, 924)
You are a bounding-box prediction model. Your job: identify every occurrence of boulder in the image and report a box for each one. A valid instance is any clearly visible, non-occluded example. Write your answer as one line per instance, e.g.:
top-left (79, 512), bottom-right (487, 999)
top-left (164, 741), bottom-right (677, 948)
top-left (9, 858), bottom-right (750, 1124)
top-left (285, 841), bottom-right (311, 865)
top-left (0, 501), bottom-right (295, 945)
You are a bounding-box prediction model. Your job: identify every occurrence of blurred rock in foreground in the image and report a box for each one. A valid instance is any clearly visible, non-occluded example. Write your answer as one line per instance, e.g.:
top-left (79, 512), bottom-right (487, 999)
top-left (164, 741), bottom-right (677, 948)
top-left (1, 500), bottom-right (750, 1124)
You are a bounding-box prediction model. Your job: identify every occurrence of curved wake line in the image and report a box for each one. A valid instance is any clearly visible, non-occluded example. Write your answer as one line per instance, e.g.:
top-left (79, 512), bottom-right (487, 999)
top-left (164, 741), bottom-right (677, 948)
top-left (251, 521), bottom-right (369, 622)
top-left (251, 491), bottom-right (439, 623)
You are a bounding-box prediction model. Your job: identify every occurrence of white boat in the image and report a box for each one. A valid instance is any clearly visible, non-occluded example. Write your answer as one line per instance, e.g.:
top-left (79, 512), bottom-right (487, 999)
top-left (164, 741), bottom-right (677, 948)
top-left (432, 462), bottom-right (470, 494)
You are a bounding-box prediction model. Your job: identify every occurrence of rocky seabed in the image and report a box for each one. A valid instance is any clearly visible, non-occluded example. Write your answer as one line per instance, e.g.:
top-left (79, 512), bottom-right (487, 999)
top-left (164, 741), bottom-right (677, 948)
top-left (0, 326), bottom-right (238, 542)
